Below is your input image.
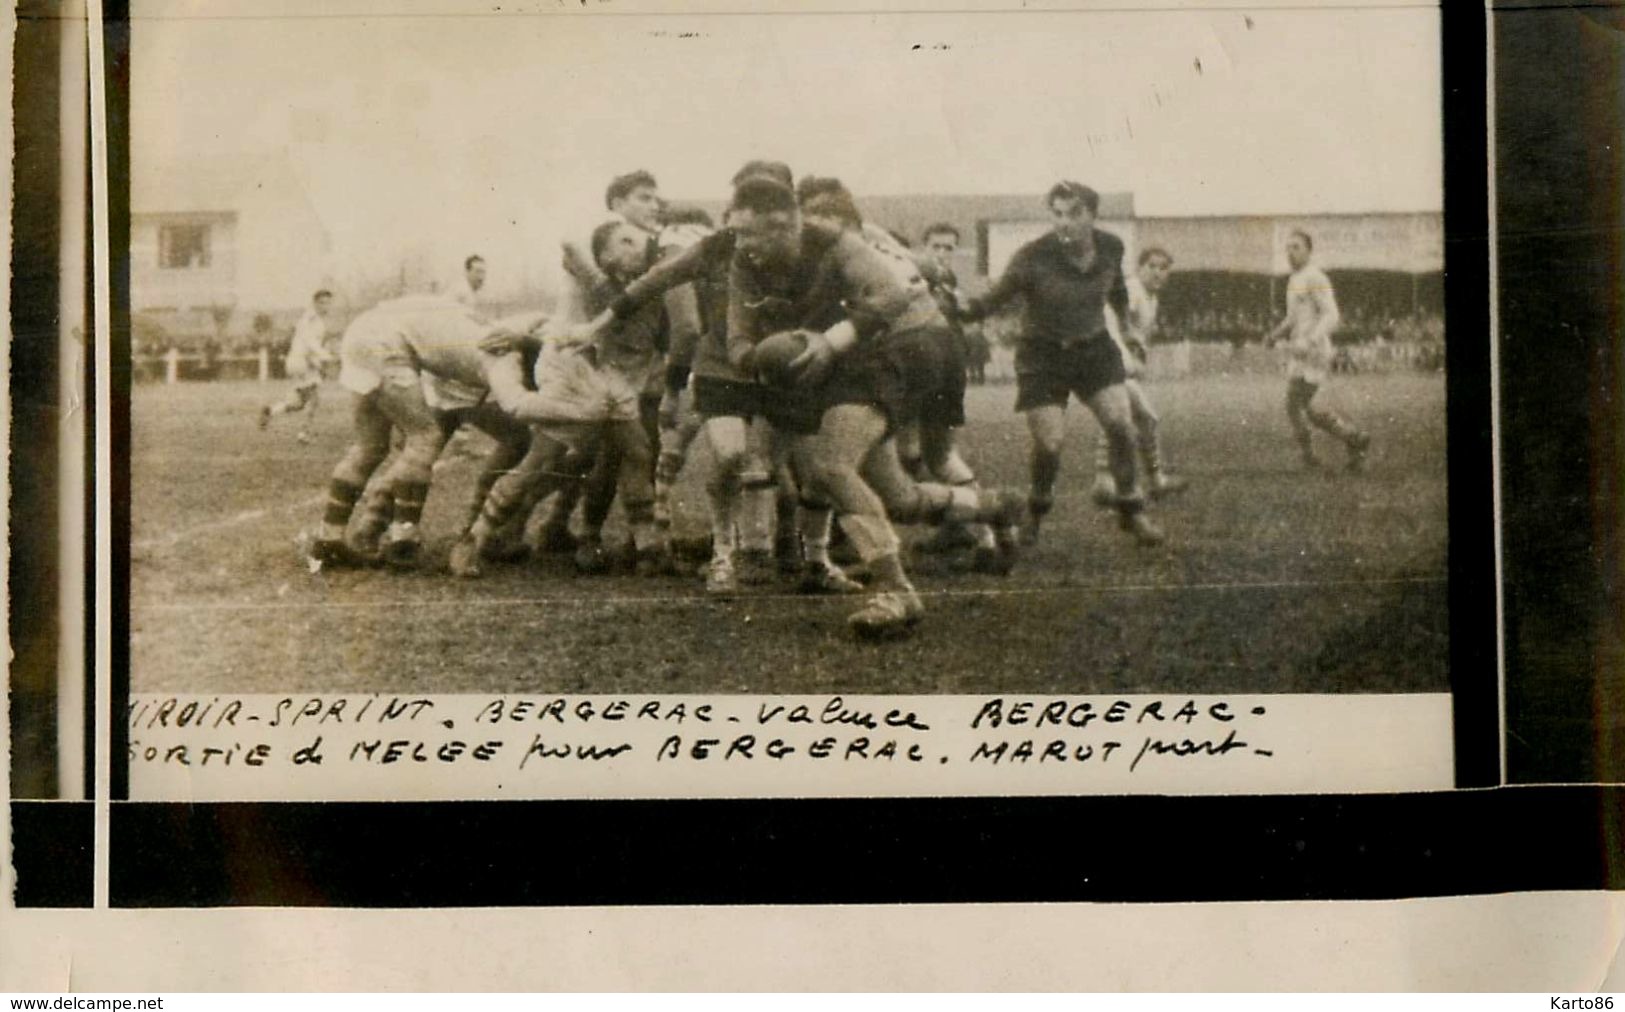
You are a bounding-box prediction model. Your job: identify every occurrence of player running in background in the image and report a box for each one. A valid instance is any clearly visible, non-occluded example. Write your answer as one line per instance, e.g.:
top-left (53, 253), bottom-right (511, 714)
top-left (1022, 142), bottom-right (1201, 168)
top-left (452, 254), bottom-right (489, 318)
top-left (259, 289), bottom-right (335, 443)
top-left (1263, 230), bottom-right (1371, 472)
top-left (727, 176), bottom-right (1024, 639)
top-left (1089, 246), bottom-right (1189, 505)
top-left (960, 181), bottom-right (1165, 548)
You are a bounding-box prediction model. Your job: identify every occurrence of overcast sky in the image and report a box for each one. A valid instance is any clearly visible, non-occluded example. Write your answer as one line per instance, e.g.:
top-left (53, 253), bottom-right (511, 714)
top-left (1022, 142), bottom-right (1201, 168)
top-left (131, 1), bottom-right (1442, 297)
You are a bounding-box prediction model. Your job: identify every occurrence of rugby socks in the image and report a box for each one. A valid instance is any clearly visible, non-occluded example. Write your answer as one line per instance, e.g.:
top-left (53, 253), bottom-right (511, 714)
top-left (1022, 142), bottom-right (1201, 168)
top-left (391, 480), bottom-right (429, 528)
top-left (867, 552), bottom-right (912, 594)
top-left (739, 477), bottom-right (778, 555)
top-left (625, 499), bottom-right (661, 554)
top-left (949, 477), bottom-right (999, 550)
top-left (707, 484), bottom-right (739, 564)
top-left (1136, 415), bottom-right (1164, 480)
top-left (837, 513), bottom-right (901, 563)
top-left (320, 478), bottom-right (364, 541)
top-left (1029, 446), bottom-right (1061, 517)
top-left (800, 504), bottom-right (834, 565)
top-left (352, 488), bottom-right (392, 550)
top-left (652, 449), bottom-right (684, 532)
top-left (775, 491), bottom-right (800, 558)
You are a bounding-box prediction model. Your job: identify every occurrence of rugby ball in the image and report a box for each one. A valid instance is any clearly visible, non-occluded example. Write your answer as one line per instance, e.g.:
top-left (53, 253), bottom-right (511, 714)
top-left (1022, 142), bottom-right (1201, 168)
top-left (753, 329), bottom-right (811, 387)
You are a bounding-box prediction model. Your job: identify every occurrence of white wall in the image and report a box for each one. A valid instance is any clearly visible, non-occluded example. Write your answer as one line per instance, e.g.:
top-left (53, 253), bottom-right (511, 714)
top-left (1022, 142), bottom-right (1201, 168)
top-left (130, 212), bottom-right (238, 312)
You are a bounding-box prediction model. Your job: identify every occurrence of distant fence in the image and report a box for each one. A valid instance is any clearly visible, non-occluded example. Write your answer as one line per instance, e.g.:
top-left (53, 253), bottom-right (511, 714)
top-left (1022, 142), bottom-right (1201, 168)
top-left (133, 347), bottom-right (285, 384)
top-left (1146, 341), bottom-right (1444, 380)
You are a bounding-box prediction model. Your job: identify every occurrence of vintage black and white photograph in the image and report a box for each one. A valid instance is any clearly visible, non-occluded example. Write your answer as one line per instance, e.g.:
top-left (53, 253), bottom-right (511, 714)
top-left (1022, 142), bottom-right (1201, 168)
top-left (126, 1), bottom-right (1446, 699)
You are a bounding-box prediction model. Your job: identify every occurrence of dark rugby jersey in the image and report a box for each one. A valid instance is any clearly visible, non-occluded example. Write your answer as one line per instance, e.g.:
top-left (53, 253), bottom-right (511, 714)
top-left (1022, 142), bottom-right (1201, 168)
top-left (725, 219), bottom-right (942, 371)
top-left (613, 228), bottom-right (738, 383)
top-left (966, 228), bottom-right (1130, 349)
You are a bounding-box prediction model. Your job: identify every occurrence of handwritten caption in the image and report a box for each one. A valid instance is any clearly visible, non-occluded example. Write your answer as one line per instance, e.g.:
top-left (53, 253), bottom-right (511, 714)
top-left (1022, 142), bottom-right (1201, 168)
top-left (127, 694), bottom-right (1272, 779)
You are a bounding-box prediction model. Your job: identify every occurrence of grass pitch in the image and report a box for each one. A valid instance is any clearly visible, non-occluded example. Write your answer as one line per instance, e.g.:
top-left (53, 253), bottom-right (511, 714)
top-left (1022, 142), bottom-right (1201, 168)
top-left (130, 372), bottom-right (1449, 695)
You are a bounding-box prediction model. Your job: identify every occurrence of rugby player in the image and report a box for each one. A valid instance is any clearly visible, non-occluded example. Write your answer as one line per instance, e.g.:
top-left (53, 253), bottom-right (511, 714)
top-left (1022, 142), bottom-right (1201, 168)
top-left (1089, 246), bottom-right (1189, 505)
top-left (450, 219), bottom-right (673, 577)
top-left (792, 178), bottom-right (1005, 574)
top-left (259, 289), bottom-right (336, 443)
top-left (1263, 230), bottom-right (1371, 472)
top-left (452, 254), bottom-right (489, 318)
top-left (959, 181), bottom-right (1165, 547)
top-left (307, 294), bottom-right (547, 569)
top-left (546, 170), bottom-right (696, 573)
top-left (725, 175), bottom-right (1025, 638)
top-left (580, 161), bottom-right (861, 595)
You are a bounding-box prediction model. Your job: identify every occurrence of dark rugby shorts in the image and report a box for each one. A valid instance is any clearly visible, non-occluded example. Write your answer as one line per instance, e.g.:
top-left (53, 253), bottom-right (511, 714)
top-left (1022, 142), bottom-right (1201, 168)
top-left (1013, 335), bottom-right (1128, 412)
top-left (816, 324), bottom-right (965, 435)
top-left (692, 376), bottom-right (768, 421)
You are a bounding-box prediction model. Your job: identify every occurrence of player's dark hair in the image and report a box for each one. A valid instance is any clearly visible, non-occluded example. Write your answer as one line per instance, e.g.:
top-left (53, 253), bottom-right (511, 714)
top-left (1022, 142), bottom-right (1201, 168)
top-left (730, 176), bottom-right (798, 217)
top-left (590, 219), bottom-right (628, 264)
top-left (731, 159), bottom-right (794, 188)
top-left (604, 170), bottom-right (659, 210)
top-left (464, 254), bottom-right (484, 271)
top-left (1138, 246), bottom-right (1173, 267)
top-left (661, 203), bottom-right (715, 228)
top-left (922, 222), bottom-right (961, 245)
top-left (313, 289), bottom-right (333, 301)
top-left (797, 176), bottom-right (862, 229)
top-left (1290, 229), bottom-right (1314, 251)
top-left (1046, 180), bottom-right (1099, 214)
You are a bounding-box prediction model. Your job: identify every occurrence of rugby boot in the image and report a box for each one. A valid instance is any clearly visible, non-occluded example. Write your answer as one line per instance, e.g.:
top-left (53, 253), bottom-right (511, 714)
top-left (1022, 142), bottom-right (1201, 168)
top-left (257, 405), bottom-right (271, 431)
top-left (379, 523), bottom-right (423, 568)
top-left (705, 555), bottom-right (739, 596)
top-left (536, 521), bottom-right (577, 555)
top-left (736, 547), bottom-right (777, 586)
top-left (481, 532), bottom-right (531, 565)
top-left (1089, 474), bottom-right (1118, 509)
top-left (573, 536), bottom-right (610, 575)
top-left (1149, 472), bottom-right (1190, 499)
top-left (1118, 509), bottom-right (1166, 547)
top-left (847, 585), bottom-right (925, 641)
top-left (635, 543), bottom-right (679, 578)
top-left (799, 560), bottom-right (865, 595)
top-left (672, 532), bottom-right (714, 565)
top-left (307, 536), bottom-right (370, 571)
top-left (989, 491), bottom-right (1027, 574)
top-left (1345, 432), bottom-right (1371, 474)
top-left (447, 534), bottom-right (484, 578)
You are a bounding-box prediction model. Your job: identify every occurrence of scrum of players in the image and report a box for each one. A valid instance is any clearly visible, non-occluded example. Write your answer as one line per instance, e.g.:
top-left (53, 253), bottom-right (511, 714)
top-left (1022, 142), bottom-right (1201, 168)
top-left (289, 161), bottom-right (1370, 641)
